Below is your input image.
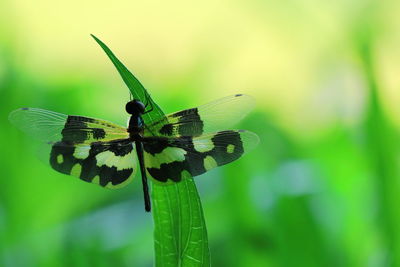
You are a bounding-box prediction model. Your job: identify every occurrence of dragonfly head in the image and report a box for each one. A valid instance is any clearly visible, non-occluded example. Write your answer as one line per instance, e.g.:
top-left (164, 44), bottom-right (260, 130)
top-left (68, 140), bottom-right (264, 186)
top-left (126, 99), bottom-right (145, 115)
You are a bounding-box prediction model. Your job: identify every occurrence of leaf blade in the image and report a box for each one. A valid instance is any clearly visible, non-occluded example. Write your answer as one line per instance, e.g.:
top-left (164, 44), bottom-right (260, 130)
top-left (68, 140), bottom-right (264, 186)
top-left (90, 34), bottom-right (164, 124)
top-left (91, 35), bottom-right (210, 267)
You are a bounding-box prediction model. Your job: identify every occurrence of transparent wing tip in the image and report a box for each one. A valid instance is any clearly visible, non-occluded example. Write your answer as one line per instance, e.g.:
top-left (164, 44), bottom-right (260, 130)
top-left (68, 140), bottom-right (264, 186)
top-left (238, 129), bottom-right (260, 152)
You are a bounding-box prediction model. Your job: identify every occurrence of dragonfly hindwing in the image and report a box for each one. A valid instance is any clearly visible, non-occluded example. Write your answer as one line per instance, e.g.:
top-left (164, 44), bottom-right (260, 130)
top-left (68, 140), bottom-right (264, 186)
top-left (49, 140), bottom-right (137, 189)
top-left (143, 130), bottom-right (258, 183)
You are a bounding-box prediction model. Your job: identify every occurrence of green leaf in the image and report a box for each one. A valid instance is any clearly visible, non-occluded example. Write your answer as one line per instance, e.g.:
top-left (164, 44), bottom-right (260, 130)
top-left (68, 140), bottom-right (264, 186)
top-left (91, 35), bottom-right (210, 266)
top-left (90, 34), bottom-right (164, 124)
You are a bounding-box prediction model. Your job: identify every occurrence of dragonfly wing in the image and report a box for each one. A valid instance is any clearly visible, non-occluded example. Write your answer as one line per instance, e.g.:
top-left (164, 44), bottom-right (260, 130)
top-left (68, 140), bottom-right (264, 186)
top-left (143, 94), bottom-right (255, 137)
top-left (9, 107), bottom-right (129, 144)
top-left (47, 139), bottom-right (137, 189)
top-left (10, 107), bottom-right (135, 189)
top-left (143, 130), bottom-right (259, 183)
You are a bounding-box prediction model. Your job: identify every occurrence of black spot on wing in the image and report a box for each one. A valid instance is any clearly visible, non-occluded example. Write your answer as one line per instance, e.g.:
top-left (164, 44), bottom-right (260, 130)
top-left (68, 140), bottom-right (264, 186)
top-left (92, 128), bottom-right (106, 139)
top-left (80, 164), bottom-right (132, 187)
top-left (106, 139), bottom-right (134, 156)
top-left (62, 116), bottom-right (89, 143)
top-left (157, 108), bottom-right (204, 136)
top-left (210, 131), bottom-right (244, 166)
top-left (176, 108), bottom-right (203, 136)
top-left (61, 116), bottom-right (107, 143)
top-left (147, 156), bottom-right (207, 183)
top-left (50, 140), bottom-right (134, 187)
top-left (101, 167), bottom-right (132, 186)
top-left (159, 124), bottom-right (173, 136)
top-left (147, 161), bottom-right (187, 183)
top-left (50, 143), bottom-right (75, 174)
top-left (143, 138), bottom-right (170, 155)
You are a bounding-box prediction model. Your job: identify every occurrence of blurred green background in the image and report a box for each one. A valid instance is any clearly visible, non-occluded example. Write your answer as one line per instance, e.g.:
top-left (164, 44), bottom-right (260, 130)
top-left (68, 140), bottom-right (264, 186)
top-left (1, 0), bottom-right (400, 266)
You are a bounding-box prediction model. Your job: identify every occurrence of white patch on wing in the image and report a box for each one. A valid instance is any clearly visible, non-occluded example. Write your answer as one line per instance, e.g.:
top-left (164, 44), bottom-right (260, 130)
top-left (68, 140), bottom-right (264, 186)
top-left (95, 150), bottom-right (136, 171)
top-left (145, 147), bottom-right (187, 169)
top-left (193, 138), bottom-right (214, 152)
top-left (73, 146), bottom-right (91, 159)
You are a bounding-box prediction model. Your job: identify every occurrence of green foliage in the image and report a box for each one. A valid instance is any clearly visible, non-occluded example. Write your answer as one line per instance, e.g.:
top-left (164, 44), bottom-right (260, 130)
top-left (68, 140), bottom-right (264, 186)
top-left (92, 35), bottom-right (210, 266)
top-left (2, 1), bottom-right (400, 266)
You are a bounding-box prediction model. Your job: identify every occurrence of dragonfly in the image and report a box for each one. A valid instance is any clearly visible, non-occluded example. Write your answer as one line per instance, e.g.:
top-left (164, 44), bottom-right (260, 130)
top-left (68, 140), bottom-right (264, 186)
top-left (9, 93), bottom-right (259, 212)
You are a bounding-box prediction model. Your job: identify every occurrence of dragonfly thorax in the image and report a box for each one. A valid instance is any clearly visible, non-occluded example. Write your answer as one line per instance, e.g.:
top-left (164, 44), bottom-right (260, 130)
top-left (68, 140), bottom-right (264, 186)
top-left (127, 99), bottom-right (145, 137)
top-left (126, 99), bottom-right (145, 115)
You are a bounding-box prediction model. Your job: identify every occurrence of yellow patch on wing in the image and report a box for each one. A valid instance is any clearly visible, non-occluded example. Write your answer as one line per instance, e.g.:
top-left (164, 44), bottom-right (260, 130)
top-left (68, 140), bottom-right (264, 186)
top-left (226, 144), bottom-right (235, 154)
top-left (95, 150), bottom-right (135, 170)
top-left (193, 138), bottom-right (214, 152)
top-left (71, 163), bottom-right (82, 177)
top-left (73, 146), bottom-right (91, 159)
top-left (91, 175), bottom-right (100, 185)
top-left (57, 154), bottom-right (64, 164)
top-left (145, 147), bottom-right (187, 169)
top-left (204, 156), bottom-right (217, 171)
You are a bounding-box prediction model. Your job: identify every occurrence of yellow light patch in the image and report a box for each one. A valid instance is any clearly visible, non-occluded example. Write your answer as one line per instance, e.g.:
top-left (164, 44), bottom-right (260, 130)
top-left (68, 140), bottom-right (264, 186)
top-left (204, 156), bottom-right (217, 171)
top-left (145, 147), bottom-right (186, 168)
top-left (57, 154), bottom-right (64, 164)
top-left (95, 150), bottom-right (135, 170)
top-left (70, 163), bottom-right (82, 177)
top-left (91, 175), bottom-right (100, 185)
top-left (73, 146), bottom-right (90, 159)
top-left (193, 138), bottom-right (214, 152)
top-left (227, 144), bottom-right (235, 154)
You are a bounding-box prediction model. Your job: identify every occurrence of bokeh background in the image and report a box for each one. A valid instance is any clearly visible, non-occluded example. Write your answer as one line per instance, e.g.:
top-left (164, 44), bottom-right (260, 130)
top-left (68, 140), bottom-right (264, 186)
top-left (1, 0), bottom-right (400, 266)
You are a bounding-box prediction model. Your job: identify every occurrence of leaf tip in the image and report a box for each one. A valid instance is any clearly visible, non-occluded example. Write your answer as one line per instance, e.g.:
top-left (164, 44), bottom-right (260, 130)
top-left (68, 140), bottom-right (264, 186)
top-left (90, 34), bottom-right (100, 42)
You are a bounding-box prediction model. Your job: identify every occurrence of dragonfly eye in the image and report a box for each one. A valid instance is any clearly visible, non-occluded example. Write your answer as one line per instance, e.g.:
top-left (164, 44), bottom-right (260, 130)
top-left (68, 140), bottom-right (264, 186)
top-left (126, 100), bottom-right (146, 115)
